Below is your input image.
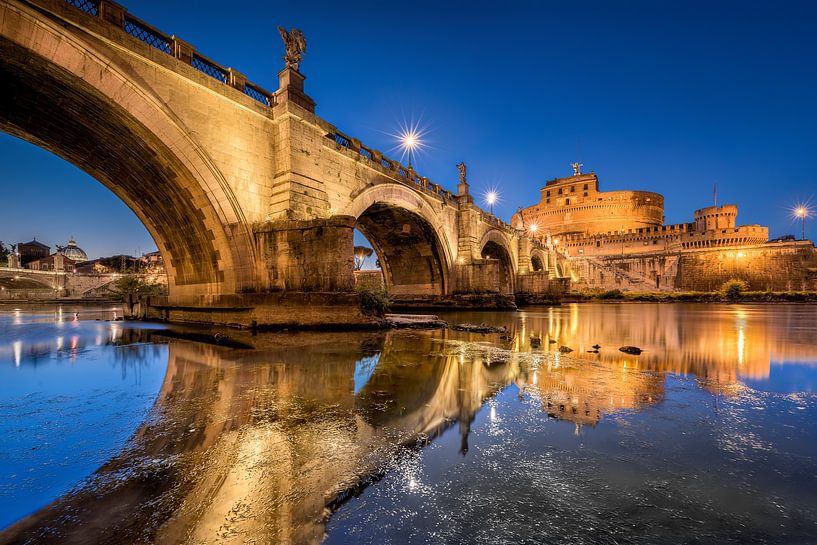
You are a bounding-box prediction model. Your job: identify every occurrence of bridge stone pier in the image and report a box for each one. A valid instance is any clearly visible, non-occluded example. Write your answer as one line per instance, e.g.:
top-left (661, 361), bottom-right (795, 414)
top-left (0, 0), bottom-right (562, 327)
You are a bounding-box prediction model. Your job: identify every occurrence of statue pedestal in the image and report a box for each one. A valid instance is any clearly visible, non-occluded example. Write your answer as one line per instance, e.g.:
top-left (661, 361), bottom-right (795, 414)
top-left (276, 67), bottom-right (315, 112)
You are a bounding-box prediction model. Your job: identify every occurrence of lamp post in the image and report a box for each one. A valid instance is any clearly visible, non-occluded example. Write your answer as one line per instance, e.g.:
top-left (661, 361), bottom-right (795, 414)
top-left (403, 132), bottom-right (417, 169)
top-left (795, 206), bottom-right (809, 241)
top-left (485, 190), bottom-right (498, 215)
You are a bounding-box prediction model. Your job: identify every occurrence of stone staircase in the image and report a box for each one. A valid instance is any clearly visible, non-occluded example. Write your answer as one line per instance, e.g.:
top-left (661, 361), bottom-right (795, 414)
top-left (584, 257), bottom-right (666, 292)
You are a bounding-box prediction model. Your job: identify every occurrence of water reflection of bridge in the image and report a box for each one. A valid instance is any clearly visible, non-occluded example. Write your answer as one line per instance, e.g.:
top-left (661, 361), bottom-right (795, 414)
top-left (4, 304), bottom-right (817, 544)
top-left (1, 327), bottom-right (665, 544)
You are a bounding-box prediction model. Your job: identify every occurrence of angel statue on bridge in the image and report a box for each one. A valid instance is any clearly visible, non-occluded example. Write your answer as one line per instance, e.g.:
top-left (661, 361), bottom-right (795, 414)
top-left (277, 27), bottom-right (307, 71)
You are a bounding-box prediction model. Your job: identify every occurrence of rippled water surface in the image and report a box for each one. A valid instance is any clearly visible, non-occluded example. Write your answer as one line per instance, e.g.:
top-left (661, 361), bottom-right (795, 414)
top-left (0, 303), bottom-right (816, 544)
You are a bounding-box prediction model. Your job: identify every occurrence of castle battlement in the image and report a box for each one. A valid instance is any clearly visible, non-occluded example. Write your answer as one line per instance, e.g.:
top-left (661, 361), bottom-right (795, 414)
top-left (513, 169), bottom-right (770, 259)
top-left (513, 172), bottom-right (664, 237)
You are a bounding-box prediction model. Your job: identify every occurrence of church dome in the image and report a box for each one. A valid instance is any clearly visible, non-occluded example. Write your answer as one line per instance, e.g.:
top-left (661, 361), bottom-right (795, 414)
top-left (62, 239), bottom-right (88, 262)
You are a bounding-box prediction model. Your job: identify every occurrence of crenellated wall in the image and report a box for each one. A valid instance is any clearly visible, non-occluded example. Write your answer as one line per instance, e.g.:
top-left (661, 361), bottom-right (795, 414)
top-left (512, 173), bottom-right (665, 236)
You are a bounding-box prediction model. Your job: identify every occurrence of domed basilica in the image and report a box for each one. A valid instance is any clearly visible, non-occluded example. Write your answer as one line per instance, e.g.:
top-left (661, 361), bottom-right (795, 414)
top-left (61, 239), bottom-right (88, 263)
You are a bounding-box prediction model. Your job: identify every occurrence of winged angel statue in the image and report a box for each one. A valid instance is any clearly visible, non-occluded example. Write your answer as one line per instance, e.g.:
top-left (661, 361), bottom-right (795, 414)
top-left (278, 27), bottom-right (307, 71)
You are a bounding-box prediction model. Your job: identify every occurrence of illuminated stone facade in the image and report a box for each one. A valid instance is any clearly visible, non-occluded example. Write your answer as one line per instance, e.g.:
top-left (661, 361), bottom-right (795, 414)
top-left (512, 173), bottom-right (664, 237)
top-left (512, 169), bottom-right (817, 292)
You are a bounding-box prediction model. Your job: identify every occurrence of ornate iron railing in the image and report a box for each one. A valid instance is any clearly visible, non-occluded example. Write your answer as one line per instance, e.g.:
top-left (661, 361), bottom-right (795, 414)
top-left (334, 133), bottom-right (351, 148)
top-left (359, 147), bottom-right (372, 160)
top-left (379, 157), bottom-right (392, 170)
top-left (243, 84), bottom-right (271, 106)
top-left (65, 0), bottom-right (99, 15)
top-left (192, 55), bottom-right (227, 83)
top-left (60, 0), bottom-right (276, 109)
top-left (124, 17), bottom-right (171, 54)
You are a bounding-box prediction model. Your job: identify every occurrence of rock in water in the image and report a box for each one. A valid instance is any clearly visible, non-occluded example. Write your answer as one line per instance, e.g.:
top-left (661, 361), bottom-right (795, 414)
top-left (558, 346), bottom-right (573, 353)
top-left (592, 344), bottom-right (601, 350)
top-left (619, 346), bottom-right (643, 355)
top-left (530, 336), bottom-right (541, 348)
top-left (450, 323), bottom-right (507, 334)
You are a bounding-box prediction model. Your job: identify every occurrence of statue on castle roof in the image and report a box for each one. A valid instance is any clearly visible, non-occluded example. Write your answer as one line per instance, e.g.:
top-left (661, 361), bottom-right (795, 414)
top-left (571, 162), bottom-right (583, 175)
top-left (277, 26), bottom-right (307, 71)
top-left (456, 162), bottom-right (467, 185)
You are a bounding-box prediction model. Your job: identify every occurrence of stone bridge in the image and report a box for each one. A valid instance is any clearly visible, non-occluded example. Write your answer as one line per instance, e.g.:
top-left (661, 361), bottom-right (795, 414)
top-left (0, 267), bottom-right (162, 299)
top-left (0, 0), bottom-right (560, 326)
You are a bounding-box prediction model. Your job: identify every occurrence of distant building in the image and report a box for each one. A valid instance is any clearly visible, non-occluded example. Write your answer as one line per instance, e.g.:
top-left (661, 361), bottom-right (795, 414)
top-left (28, 253), bottom-right (77, 273)
top-left (140, 250), bottom-right (164, 271)
top-left (17, 239), bottom-right (50, 266)
top-left (61, 239), bottom-right (88, 263)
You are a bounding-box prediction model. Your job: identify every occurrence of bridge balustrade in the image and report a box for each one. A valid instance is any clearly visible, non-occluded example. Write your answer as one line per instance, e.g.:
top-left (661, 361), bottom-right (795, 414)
top-left (192, 54), bottom-right (228, 83)
top-left (243, 84), bottom-right (272, 106)
top-left (124, 16), bottom-right (171, 55)
top-left (66, 0), bottom-right (98, 15)
top-left (60, 0), bottom-right (275, 109)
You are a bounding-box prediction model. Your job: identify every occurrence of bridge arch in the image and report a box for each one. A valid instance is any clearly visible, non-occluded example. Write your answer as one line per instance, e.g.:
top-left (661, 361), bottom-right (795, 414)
top-left (0, 2), bottom-right (256, 300)
top-left (530, 248), bottom-right (548, 272)
top-left (478, 230), bottom-right (516, 294)
top-left (343, 184), bottom-right (454, 297)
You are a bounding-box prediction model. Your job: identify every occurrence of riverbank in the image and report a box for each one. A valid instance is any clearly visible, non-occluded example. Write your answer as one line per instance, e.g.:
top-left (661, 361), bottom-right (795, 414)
top-left (565, 289), bottom-right (817, 303)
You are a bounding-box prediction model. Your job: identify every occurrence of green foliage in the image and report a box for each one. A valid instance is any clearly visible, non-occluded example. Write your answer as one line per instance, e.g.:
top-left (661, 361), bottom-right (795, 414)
top-left (721, 278), bottom-right (748, 301)
top-left (598, 289), bottom-right (625, 300)
top-left (355, 284), bottom-right (391, 316)
top-left (110, 274), bottom-right (163, 301)
top-left (0, 241), bottom-right (8, 267)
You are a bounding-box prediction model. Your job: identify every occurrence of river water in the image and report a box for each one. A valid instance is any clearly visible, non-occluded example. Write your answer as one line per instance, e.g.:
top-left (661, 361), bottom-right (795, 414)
top-left (1, 303), bottom-right (816, 544)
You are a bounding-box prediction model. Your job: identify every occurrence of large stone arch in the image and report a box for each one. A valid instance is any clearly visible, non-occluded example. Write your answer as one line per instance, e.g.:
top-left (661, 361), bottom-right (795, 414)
top-left (0, 1), bottom-right (256, 301)
top-left (478, 230), bottom-right (516, 294)
top-left (342, 184), bottom-right (454, 297)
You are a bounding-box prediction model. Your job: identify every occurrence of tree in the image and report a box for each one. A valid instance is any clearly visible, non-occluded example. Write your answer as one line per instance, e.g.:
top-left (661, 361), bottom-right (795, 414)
top-left (354, 245), bottom-right (374, 271)
top-left (110, 274), bottom-right (163, 300)
top-left (110, 274), bottom-right (164, 319)
top-left (0, 242), bottom-right (8, 267)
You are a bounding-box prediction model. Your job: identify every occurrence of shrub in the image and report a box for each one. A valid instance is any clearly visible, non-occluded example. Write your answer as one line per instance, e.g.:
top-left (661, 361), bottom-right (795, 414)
top-left (356, 284), bottom-right (390, 316)
top-left (598, 289), bottom-right (624, 300)
top-left (720, 278), bottom-right (748, 301)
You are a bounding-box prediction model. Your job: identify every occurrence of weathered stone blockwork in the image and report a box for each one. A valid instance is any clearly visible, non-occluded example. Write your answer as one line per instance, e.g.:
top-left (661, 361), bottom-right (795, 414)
top-left (677, 243), bottom-right (817, 292)
top-left (570, 242), bottom-right (817, 292)
top-left (255, 217), bottom-right (355, 292)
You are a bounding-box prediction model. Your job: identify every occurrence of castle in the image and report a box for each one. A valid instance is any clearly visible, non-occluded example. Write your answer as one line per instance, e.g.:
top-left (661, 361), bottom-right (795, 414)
top-left (512, 168), bottom-right (817, 292)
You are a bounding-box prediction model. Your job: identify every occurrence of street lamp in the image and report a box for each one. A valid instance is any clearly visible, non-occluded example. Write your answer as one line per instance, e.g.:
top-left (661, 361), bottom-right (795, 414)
top-left (795, 205), bottom-right (810, 241)
top-left (485, 190), bottom-right (499, 215)
top-left (401, 131), bottom-right (419, 169)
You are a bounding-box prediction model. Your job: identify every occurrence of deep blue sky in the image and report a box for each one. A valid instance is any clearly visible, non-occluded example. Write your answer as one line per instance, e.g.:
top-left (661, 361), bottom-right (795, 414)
top-left (1, 0), bottom-right (815, 258)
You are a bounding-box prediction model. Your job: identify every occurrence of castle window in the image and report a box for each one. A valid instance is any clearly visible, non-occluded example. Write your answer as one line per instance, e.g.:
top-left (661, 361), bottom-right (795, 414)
top-left (571, 186), bottom-right (575, 192)
top-left (546, 190), bottom-right (550, 197)
top-left (583, 183), bottom-right (588, 190)
top-left (583, 192), bottom-right (588, 197)
top-left (546, 198), bottom-right (550, 204)
top-left (565, 198), bottom-right (570, 205)
top-left (558, 188), bottom-right (563, 195)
